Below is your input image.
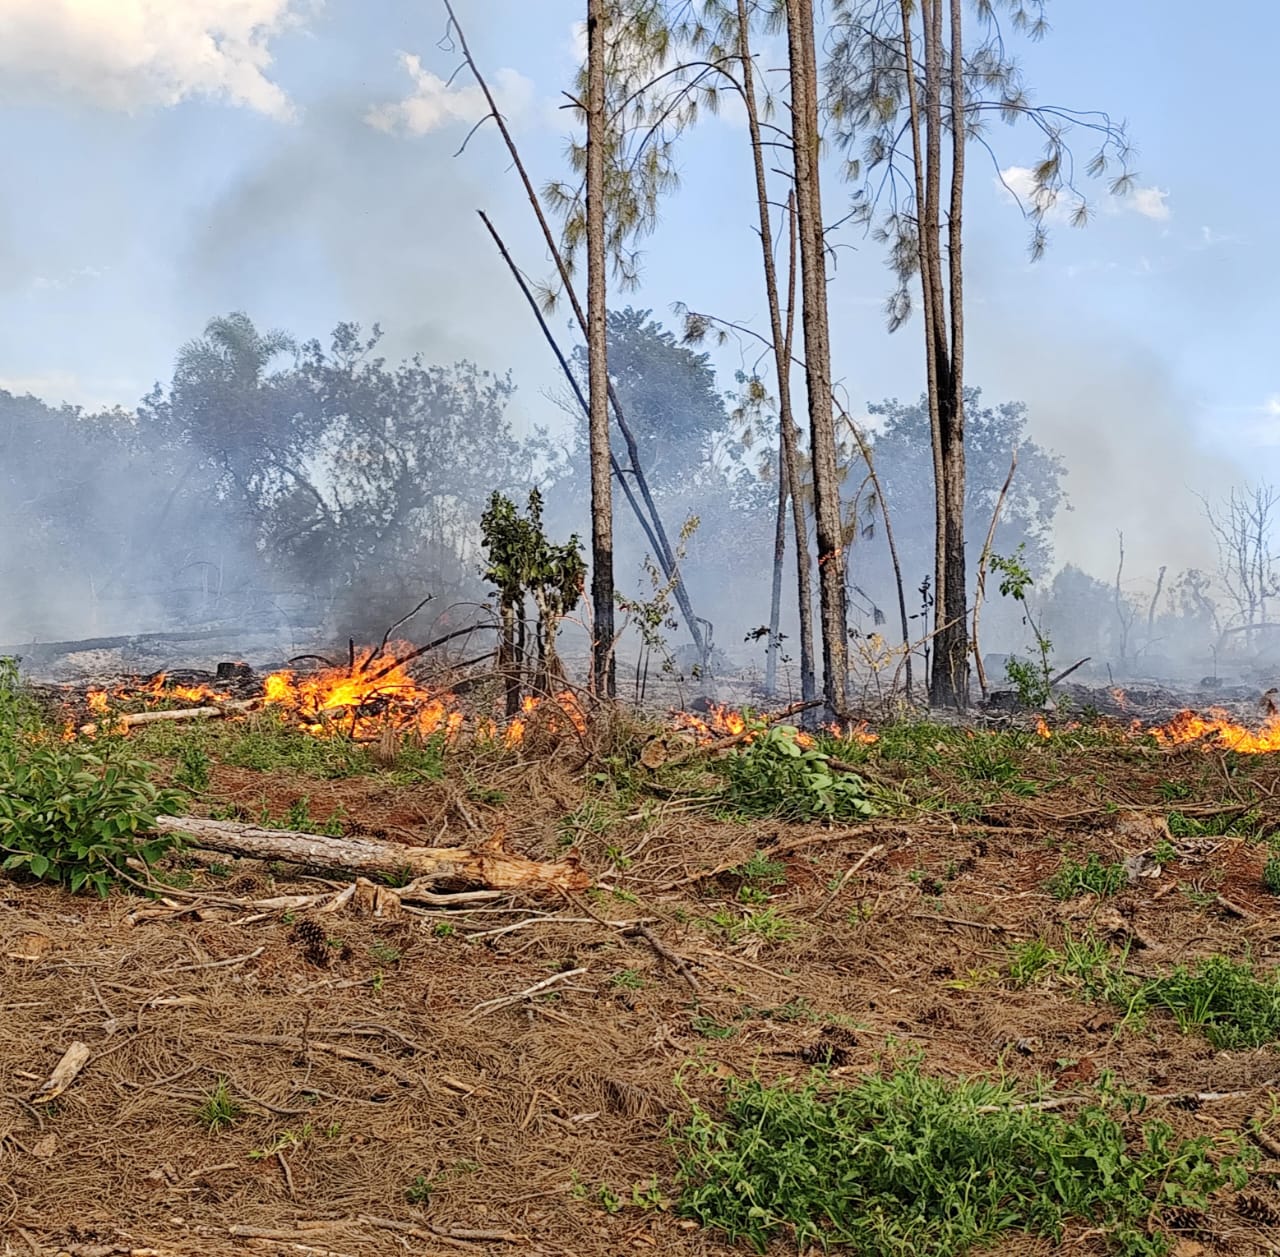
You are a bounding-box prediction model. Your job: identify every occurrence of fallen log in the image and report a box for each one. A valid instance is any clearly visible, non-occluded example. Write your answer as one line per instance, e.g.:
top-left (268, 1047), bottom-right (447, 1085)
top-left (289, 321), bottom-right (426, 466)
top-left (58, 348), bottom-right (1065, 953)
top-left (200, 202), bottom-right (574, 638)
top-left (79, 698), bottom-right (260, 736)
top-left (152, 815), bottom-right (590, 894)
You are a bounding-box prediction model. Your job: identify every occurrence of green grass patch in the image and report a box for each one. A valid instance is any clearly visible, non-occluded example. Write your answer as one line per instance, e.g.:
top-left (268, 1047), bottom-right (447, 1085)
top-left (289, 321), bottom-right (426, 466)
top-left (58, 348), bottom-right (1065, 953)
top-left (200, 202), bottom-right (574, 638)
top-left (1009, 936), bottom-right (1280, 1049)
top-left (1048, 852), bottom-right (1128, 900)
top-left (676, 1062), bottom-right (1251, 1256)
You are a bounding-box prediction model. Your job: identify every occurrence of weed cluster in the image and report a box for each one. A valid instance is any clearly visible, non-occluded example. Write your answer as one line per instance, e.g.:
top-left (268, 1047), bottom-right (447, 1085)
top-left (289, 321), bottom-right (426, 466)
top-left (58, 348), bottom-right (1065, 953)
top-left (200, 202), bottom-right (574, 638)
top-left (1048, 852), bottom-right (1128, 900)
top-left (677, 1061), bottom-right (1248, 1256)
top-left (1010, 935), bottom-right (1280, 1049)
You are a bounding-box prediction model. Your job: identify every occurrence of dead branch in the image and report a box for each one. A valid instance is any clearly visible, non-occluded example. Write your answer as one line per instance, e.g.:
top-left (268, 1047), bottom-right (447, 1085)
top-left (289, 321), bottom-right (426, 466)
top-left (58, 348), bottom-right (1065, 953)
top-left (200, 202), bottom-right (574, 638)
top-left (466, 967), bottom-right (588, 1019)
top-left (152, 816), bottom-right (589, 894)
top-left (624, 924), bottom-right (702, 991)
top-left (79, 698), bottom-right (259, 736)
top-left (971, 449), bottom-right (1018, 699)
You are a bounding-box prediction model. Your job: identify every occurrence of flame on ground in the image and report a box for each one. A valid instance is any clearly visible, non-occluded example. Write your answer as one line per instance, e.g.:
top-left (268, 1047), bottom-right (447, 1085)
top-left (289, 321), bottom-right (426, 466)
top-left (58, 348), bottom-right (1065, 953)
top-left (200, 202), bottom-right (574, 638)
top-left (79, 642), bottom-right (588, 747)
top-left (672, 704), bottom-right (878, 748)
top-left (1035, 716), bottom-right (1051, 739)
top-left (1150, 708), bottom-right (1280, 754)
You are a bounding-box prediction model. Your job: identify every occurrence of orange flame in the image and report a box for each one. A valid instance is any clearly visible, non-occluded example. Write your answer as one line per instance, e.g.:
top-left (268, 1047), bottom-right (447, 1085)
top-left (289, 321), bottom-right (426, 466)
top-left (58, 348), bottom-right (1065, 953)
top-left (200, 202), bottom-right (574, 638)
top-left (1035, 716), bottom-right (1051, 739)
top-left (262, 644), bottom-right (463, 740)
top-left (671, 705), bottom-right (878, 748)
top-left (1150, 708), bottom-right (1280, 754)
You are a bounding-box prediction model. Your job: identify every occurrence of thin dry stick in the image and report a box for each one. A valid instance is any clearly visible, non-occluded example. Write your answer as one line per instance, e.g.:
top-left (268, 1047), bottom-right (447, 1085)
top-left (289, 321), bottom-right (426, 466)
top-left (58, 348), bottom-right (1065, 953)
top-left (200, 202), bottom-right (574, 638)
top-left (815, 842), bottom-right (887, 915)
top-left (971, 448), bottom-right (1018, 699)
top-left (466, 968), bottom-right (587, 1019)
top-left (624, 924), bottom-right (702, 991)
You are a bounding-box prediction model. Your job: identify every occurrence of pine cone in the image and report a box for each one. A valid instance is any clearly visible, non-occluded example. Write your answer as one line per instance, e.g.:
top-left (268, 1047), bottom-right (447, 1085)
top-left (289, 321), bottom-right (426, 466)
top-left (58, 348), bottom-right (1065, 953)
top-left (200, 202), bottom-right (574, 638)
top-left (1235, 1191), bottom-right (1280, 1226)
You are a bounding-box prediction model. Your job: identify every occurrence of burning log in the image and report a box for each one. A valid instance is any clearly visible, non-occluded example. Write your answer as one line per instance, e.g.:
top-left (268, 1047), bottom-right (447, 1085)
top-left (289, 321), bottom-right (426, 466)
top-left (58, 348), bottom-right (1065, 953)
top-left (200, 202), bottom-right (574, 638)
top-left (79, 698), bottom-right (260, 736)
top-left (151, 816), bottom-right (590, 894)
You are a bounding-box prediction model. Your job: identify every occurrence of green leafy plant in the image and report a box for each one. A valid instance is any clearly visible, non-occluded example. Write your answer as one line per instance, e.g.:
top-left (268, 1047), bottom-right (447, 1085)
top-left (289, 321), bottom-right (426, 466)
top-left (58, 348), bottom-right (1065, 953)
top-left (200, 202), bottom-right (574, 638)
top-left (1048, 852), bottom-right (1127, 900)
top-left (1007, 938), bottom-right (1055, 988)
top-left (734, 849), bottom-right (787, 886)
top-left (989, 546), bottom-right (1053, 706)
top-left (1135, 955), bottom-right (1280, 1049)
top-left (676, 1062), bottom-right (1251, 1256)
top-left (0, 741), bottom-right (184, 896)
top-left (721, 725), bottom-right (875, 821)
top-left (0, 656), bottom-right (44, 741)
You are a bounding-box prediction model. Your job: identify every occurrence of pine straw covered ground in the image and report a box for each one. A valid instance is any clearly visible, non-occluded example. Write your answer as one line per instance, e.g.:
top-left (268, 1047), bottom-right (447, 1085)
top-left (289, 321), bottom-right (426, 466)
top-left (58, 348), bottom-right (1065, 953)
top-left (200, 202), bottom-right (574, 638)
top-left (3, 714), bottom-right (1280, 1256)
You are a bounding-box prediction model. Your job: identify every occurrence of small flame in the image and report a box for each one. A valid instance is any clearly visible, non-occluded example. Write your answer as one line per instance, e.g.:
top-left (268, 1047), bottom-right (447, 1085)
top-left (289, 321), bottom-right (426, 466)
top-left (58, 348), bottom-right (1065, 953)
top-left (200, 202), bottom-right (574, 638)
top-left (1035, 716), bottom-right (1051, 739)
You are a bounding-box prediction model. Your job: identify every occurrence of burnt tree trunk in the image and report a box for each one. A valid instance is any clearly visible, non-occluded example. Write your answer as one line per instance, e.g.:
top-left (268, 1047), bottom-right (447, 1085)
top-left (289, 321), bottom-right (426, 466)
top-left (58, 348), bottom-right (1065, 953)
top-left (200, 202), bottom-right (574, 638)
top-left (785, 0), bottom-right (850, 717)
top-left (937, 0), bottom-right (969, 707)
top-left (586, 0), bottom-right (616, 698)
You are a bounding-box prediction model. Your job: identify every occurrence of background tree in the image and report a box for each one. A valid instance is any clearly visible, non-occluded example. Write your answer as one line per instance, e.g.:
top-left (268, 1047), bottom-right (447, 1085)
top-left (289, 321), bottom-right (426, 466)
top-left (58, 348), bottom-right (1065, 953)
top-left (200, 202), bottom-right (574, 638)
top-left (826, 0), bottom-right (1133, 705)
top-left (786, 0), bottom-right (851, 716)
top-left (1201, 484), bottom-right (1280, 647)
top-left (865, 389), bottom-right (1065, 593)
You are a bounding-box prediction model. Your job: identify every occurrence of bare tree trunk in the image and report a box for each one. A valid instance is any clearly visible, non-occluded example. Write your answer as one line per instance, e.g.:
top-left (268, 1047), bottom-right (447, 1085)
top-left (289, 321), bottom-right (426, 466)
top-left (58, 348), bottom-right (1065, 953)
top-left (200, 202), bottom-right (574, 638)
top-left (738, 0), bottom-right (815, 703)
top-left (443, 0), bottom-right (704, 665)
top-left (586, 0), bottom-right (616, 698)
top-left (785, 0), bottom-right (850, 718)
top-left (765, 443), bottom-right (788, 696)
top-left (1115, 530), bottom-right (1131, 665)
top-left (900, 0), bottom-right (942, 701)
top-left (1146, 564), bottom-right (1167, 648)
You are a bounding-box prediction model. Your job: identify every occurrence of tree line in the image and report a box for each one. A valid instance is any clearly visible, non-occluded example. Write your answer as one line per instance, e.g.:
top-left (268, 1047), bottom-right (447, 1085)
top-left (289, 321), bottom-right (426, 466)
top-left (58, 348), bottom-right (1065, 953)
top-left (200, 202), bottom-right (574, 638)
top-left (455, 0), bottom-right (1134, 714)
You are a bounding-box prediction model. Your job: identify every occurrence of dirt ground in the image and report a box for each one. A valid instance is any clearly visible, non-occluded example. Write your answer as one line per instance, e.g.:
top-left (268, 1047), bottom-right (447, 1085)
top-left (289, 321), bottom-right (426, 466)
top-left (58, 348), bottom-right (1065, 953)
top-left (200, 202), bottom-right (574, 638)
top-left (2, 726), bottom-right (1280, 1256)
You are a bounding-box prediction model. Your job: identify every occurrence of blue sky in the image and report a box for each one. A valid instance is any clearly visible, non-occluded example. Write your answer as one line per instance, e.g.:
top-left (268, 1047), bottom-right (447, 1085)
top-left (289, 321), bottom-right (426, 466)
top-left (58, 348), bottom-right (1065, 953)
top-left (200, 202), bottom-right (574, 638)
top-left (0, 0), bottom-right (1270, 581)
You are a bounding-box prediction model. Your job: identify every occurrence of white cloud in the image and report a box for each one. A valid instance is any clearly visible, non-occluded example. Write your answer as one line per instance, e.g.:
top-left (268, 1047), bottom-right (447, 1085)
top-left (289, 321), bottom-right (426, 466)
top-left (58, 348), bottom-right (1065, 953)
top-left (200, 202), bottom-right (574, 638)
top-left (997, 165), bottom-right (1072, 222)
top-left (365, 53), bottom-right (534, 137)
top-left (997, 166), bottom-right (1171, 224)
top-left (0, 0), bottom-right (303, 120)
top-left (1126, 185), bottom-right (1171, 222)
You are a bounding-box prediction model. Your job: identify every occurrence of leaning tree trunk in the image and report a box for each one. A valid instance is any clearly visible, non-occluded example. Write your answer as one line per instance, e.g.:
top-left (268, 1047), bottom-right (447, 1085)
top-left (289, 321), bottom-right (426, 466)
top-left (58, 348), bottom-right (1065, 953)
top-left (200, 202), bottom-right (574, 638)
top-left (738, 0), bottom-right (816, 703)
top-left (586, 0), bottom-right (616, 699)
top-left (785, 0), bottom-right (850, 718)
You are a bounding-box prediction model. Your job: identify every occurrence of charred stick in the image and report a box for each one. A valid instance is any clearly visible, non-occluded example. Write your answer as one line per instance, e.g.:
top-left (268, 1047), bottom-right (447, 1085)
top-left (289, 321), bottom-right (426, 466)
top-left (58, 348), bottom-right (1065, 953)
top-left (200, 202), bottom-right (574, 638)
top-left (1048, 657), bottom-right (1092, 687)
top-left (368, 624), bottom-right (496, 684)
top-left (624, 924), bottom-right (702, 991)
top-left (362, 592), bottom-right (435, 673)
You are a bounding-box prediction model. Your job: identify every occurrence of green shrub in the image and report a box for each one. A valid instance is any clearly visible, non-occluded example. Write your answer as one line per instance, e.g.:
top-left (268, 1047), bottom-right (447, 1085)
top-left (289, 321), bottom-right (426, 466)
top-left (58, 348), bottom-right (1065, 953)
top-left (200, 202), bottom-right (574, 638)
top-left (721, 726), bottom-right (874, 821)
top-left (0, 741), bottom-right (185, 896)
top-left (1048, 852), bottom-right (1127, 900)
